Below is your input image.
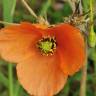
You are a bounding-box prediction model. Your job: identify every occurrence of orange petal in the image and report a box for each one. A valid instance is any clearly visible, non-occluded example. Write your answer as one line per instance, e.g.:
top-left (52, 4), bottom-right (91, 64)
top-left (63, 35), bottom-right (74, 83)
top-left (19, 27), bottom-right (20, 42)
top-left (0, 22), bottom-right (42, 63)
top-left (47, 24), bottom-right (86, 75)
top-left (17, 47), bottom-right (67, 96)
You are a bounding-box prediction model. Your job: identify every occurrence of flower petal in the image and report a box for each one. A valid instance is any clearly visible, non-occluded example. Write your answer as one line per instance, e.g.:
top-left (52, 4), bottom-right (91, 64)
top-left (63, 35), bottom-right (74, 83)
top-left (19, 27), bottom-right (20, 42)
top-left (0, 22), bottom-right (42, 63)
top-left (47, 24), bottom-right (86, 75)
top-left (17, 47), bottom-right (67, 96)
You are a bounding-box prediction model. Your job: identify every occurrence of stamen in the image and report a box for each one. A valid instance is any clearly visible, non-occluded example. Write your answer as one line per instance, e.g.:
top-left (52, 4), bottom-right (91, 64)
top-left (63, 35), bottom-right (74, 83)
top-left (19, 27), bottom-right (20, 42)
top-left (37, 36), bottom-right (57, 56)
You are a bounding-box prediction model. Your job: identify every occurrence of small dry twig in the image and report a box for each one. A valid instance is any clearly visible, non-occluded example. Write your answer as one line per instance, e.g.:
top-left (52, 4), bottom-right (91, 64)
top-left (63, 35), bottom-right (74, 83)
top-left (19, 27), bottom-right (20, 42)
top-left (21, 0), bottom-right (38, 19)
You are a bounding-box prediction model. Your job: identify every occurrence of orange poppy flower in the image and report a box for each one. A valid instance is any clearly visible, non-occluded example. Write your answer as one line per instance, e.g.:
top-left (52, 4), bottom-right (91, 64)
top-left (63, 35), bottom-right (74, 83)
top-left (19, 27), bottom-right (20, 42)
top-left (0, 22), bottom-right (85, 96)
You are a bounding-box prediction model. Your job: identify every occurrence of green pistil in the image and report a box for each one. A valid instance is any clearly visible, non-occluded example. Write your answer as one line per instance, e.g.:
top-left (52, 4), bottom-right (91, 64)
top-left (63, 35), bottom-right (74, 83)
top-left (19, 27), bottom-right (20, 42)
top-left (37, 37), bottom-right (56, 55)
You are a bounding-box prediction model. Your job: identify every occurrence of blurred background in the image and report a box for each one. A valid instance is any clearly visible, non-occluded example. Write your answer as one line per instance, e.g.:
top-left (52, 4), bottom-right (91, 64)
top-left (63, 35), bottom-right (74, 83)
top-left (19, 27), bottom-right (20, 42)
top-left (0, 0), bottom-right (96, 96)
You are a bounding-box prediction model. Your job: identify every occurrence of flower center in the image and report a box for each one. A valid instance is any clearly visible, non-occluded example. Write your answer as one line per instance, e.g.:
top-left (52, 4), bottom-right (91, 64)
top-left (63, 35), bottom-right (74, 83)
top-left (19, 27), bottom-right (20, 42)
top-left (37, 37), bottom-right (56, 55)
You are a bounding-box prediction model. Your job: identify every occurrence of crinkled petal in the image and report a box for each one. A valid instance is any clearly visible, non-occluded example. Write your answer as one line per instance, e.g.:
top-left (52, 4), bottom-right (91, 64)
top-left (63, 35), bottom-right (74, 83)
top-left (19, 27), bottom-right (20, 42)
top-left (17, 47), bottom-right (67, 96)
top-left (0, 22), bottom-right (42, 63)
top-left (47, 24), bottom-right (86, 75)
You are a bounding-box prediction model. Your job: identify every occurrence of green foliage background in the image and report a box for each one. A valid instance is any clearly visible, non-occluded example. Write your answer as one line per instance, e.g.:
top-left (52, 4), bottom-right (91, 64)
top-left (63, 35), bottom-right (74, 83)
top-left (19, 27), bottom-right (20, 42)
top-left (0, 0), bottom-right (96, 96)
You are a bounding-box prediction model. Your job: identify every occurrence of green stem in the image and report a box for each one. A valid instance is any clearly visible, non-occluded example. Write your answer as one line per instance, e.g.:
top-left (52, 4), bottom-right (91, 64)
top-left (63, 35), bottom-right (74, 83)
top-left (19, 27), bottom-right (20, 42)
top-left (88, 0), bottom-right (96, 47)
top-left (90, 0), bottom-right (94, 32)
top-left (8, 64), bottom-right (14, 96)
top-left (90, 0), bottom-right (94, 25)
top-left (2, 0), bottom-right (16, 96)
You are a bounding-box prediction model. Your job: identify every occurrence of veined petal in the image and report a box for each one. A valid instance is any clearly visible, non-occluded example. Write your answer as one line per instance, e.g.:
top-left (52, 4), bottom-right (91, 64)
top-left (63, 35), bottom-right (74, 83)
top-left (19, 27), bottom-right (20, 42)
top-left (17, 47), bottom-right (67, 96)
top-left (47, 24), bottom-right (86, 75)
top-left (0, 22), bottom-right (42, 63)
